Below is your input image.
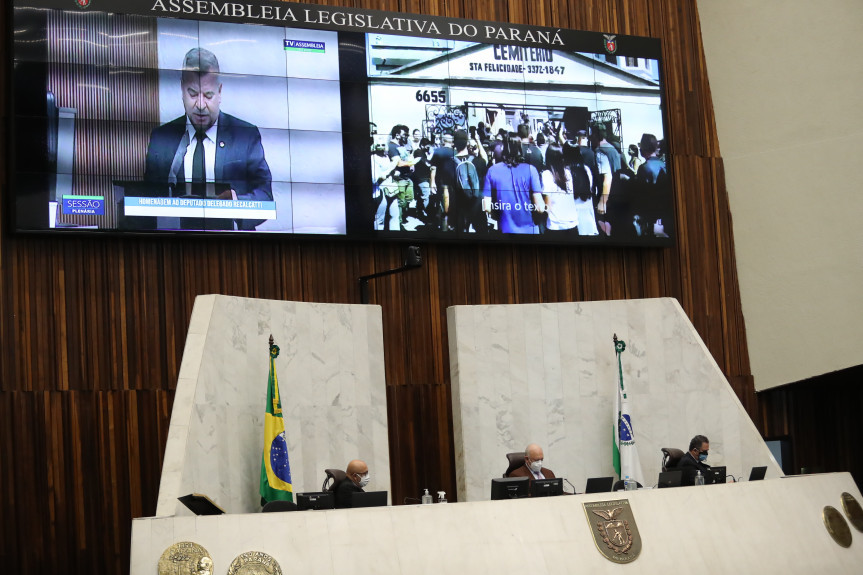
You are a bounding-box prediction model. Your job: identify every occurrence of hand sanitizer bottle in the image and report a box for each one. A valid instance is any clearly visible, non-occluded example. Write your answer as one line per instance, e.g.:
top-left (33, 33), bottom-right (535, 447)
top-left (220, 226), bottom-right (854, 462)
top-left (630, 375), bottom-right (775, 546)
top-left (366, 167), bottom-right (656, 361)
top-left (421, 489), bottom-right (433, 504)
top-left (694, 470), bottom-right (705, 486)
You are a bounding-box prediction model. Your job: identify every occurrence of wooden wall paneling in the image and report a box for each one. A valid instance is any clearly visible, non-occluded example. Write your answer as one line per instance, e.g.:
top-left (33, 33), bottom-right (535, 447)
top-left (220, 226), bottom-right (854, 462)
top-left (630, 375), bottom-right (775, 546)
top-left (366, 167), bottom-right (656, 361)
top-left (386, 382), bottom-right (455, 505)
top-left (407, 260), bottom-right (438, 383)
top-left (0, 391), bottom-right (174, 574)
top-left (758, 369), bottom-right (863, 486)
top-left (423, 244), bottom-right (448, 383)
top-left (475, 244), bottom-right (510, 304)
top-left (7, 392), bottom-right (42, 573)
top-left (0, 393), bottom-right (21, 572)
top-left (533, 245), bottom-right (569, 303)
top-left (692, 158), bottom-right (725, 368)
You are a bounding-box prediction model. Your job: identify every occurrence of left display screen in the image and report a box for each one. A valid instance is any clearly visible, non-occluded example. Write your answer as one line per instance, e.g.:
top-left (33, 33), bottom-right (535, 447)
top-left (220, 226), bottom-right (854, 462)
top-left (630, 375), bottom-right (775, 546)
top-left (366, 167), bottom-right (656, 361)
top-left (12, 10), bottom-right (349, 234)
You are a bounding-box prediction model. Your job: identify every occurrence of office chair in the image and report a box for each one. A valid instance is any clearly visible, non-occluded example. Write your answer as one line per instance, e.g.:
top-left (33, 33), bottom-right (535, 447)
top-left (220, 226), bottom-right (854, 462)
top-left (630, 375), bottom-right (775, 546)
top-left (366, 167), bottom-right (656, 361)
top-left (323, 468), bottom-right (348, 492)
top-left (504, 452), bottom-right (525, 477)
top-left (661, 447), bottom-right (685, 472)
top-left (262, 500), bottom-right (298, 513)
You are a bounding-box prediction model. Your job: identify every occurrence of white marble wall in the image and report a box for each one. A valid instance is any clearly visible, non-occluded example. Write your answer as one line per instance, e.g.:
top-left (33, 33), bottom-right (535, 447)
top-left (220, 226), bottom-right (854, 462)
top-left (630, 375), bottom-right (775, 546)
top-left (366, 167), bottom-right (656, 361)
top-left (448, 298), bottom-right (782, 502)
top-left (156, 295), bottom-right (390, 516)
top-left (133, 474), bottom-right (863, 574)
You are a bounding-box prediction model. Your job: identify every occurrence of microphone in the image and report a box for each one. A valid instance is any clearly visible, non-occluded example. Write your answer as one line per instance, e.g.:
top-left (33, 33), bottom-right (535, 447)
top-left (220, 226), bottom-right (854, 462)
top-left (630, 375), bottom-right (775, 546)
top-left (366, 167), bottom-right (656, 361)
top-left (167, 131), bottom-right (190, 193)
top-left (563, 478), bottom-right (578, 495)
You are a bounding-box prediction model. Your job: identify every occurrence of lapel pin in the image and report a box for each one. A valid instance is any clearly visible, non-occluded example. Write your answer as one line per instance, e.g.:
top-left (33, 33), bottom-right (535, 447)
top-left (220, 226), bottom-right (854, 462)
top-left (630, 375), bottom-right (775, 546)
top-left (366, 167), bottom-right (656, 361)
top-left (219, 141), bottom-right (225, 148)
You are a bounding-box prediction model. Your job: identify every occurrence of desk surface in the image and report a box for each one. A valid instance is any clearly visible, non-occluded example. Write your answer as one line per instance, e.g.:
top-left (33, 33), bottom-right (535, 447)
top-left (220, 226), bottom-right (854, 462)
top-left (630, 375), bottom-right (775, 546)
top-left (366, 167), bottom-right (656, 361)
top-left (133, 473), bottom-right (863, 575)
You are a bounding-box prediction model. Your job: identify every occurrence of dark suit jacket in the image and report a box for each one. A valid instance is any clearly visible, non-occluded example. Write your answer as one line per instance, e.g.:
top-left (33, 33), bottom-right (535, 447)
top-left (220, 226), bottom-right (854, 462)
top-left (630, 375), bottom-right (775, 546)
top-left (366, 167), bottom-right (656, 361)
top-left (143, 112), bottom-right (272, 230)
top-left (333, 479), bottom-right (364, 509)
top-left (676, 452), bottom-right (711, 486)
top-left (508, 463), bottom-right (556, 481)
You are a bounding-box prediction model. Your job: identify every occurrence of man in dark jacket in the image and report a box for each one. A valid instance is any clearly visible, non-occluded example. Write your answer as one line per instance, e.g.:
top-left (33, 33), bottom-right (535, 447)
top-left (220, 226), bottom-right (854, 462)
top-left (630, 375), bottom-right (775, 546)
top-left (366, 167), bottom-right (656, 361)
top-left (677, 434), bottom-right (711, 486)
top-left (334, 459), bottom-right (370, 509)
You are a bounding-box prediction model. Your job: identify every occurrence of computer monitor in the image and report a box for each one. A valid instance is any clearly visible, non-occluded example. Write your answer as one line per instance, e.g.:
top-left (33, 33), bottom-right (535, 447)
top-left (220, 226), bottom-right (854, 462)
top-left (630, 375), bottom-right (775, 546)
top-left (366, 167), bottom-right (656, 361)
top-left (351, 490), bottom-right (388, 508)
top-left (657, 470), bottom-right (683, 488)
top-left (584, 477), bottom-right (614, 493)
top-left (530, 478), bottom-right (563, 498)
top-left (296, 492), bottom-right (335, 511)
top-left (490, 477), bottom-right (530, 500)
top-left (749, 466), bottom-right (768, 481)
top-left (705, 466), bottom-right (727, 485)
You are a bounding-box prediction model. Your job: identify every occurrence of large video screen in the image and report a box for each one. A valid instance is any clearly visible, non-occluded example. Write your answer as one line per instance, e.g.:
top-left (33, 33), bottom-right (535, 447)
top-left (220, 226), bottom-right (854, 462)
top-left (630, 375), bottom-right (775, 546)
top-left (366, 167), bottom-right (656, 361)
top-left (11, 0), bottom-right (672, 245)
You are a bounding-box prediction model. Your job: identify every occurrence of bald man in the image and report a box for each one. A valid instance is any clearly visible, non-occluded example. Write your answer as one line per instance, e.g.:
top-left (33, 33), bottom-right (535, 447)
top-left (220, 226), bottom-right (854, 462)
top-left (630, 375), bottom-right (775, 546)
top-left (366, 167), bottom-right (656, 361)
top-left (508, 444), bottom-right (556, 482)
top-left (334, 459), bottom-right (370, 509)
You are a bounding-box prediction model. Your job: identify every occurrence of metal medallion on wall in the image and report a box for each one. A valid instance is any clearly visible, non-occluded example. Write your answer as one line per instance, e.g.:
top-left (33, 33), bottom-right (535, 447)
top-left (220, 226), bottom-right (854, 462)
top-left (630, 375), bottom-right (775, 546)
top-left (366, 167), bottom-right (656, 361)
top-left (583, 499), bottom-right (642, 563)
top-left (841, 492), bottom-right (863, 532)
top-left (823, 506), bottom-right (852, 548)
top-left (157, 542), bottom-right (213, 575)
top-left (227, 551), bottom-right (283, 575)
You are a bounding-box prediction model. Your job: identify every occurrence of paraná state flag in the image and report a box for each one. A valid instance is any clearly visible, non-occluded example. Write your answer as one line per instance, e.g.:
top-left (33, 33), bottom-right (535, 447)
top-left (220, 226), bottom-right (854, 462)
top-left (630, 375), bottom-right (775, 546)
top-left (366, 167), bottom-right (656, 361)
top-left (612, 336), bottom-right (644, 485)
top-left (260, 339), bottom-right (293, 506)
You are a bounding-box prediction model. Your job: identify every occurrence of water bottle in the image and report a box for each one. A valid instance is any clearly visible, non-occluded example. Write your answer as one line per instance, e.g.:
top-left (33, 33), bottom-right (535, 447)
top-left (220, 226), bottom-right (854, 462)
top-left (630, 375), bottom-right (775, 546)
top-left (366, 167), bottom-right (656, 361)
top-left (694, 470), bottom-right (705, 486)
top-left (421, 489), bottom-right (433, 505)
top-left (624, 475), bottom-right (636, 491)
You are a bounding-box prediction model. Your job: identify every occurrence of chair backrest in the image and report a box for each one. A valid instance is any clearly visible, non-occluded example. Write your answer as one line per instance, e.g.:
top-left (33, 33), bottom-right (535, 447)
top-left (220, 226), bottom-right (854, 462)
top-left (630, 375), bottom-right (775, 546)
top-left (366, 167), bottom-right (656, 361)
top-left (661, 447), bottom-right (685, 472)
top-left (323, 468), bottom-right (348, 492)
top-left (504, 452), bottom-right (525, 477)
top-left (261, 500), bottom-right (298, 513)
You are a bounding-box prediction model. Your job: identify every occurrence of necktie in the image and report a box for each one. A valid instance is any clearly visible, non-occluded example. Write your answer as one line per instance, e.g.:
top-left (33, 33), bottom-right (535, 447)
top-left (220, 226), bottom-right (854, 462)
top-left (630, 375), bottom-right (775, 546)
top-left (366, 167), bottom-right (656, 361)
top-left (192, 131), bottom-right (205, 196)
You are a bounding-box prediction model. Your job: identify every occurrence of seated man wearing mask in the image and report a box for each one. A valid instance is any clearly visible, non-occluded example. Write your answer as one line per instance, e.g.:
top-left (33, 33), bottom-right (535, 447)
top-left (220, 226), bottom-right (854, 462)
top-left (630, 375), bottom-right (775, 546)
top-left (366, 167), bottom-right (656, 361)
top-left (677, 434), bottom-right (712, 486)
top-left (508, 443), bottom-right (555, 483)
top-left (334, 459), bottom-right (370, 509)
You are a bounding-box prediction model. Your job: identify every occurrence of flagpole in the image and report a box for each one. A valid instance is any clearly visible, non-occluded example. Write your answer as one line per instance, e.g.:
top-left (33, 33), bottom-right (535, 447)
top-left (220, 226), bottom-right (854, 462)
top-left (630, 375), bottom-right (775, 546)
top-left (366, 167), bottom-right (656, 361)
top-left (612, 333), bottom-right (627, 481)
top-left (612, 333), bottom-right (643, 486)
top-left (613, 334), bottom-right (622, 478)
top-left (261, 333), bottom-right (293, 505)
top-left (613, 334), bottom-right (626, 397)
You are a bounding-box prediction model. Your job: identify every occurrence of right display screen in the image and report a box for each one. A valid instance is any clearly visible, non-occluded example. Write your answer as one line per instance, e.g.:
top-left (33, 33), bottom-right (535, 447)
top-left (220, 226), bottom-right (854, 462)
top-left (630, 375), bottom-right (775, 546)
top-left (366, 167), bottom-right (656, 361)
top-left (359, 34), bottom-right (671, 244)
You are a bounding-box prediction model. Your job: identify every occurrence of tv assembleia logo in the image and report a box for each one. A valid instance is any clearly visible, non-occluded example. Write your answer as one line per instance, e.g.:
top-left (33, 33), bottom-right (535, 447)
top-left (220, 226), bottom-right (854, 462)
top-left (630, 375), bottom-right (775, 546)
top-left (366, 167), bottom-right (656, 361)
top-left (284, 39), bottom-right (326, 53)
top-left (76, 0), bottom-right (92, 9)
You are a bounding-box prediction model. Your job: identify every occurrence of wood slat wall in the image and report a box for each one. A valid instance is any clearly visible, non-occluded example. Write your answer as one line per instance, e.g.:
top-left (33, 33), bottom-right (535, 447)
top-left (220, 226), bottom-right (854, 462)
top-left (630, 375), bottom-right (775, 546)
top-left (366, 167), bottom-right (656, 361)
top-left (0, 1), bottom-right (771, 573)
top-left (757, 366), bottom-right (863, 486)
top-left (46, 11), bottom-right (159, 228)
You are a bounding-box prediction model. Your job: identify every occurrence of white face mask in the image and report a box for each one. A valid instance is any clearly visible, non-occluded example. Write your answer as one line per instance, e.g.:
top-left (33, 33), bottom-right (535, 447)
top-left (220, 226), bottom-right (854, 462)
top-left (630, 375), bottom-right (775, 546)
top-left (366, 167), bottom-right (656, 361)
top-left (529, 459), bottom-right (543, 473)
top-left (357, 473), bottom-right (370, 488)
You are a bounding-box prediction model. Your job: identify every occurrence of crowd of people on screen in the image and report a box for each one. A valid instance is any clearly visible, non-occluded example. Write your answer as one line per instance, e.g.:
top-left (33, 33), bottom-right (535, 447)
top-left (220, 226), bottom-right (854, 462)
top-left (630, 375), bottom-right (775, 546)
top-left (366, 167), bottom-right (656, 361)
top-left (370, 120), bottom-right (670, 239)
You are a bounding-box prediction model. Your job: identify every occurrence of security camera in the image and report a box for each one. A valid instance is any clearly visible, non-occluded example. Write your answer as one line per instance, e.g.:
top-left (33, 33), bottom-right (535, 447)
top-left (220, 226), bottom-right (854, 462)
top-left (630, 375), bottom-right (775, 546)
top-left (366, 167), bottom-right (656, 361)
top-left (404, 245), bottom-right (422, 268)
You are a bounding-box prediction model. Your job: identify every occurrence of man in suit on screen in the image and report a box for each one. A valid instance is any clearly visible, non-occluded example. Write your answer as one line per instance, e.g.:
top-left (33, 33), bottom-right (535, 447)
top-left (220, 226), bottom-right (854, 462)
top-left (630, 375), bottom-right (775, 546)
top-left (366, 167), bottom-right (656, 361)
top-left (144, 47), bottom-right (272, 230)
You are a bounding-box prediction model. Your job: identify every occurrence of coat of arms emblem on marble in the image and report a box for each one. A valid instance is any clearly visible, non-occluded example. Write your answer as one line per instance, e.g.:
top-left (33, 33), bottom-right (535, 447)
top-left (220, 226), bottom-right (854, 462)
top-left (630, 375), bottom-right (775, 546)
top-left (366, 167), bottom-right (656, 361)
top-left (583, 499), bottom-right (642, 563)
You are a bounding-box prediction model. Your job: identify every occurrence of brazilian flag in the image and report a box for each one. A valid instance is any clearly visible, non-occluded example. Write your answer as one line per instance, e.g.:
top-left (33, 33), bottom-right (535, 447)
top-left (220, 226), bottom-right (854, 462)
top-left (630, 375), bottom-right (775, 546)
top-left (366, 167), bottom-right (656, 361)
top-left (260, 339), bottom-right (293, 505)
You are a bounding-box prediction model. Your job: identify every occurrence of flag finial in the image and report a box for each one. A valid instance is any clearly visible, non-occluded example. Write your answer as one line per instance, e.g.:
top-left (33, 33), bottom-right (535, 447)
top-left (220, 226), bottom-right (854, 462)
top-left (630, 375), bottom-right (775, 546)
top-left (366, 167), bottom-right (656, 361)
top-left (613, 334), bottom-right (626, 354)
